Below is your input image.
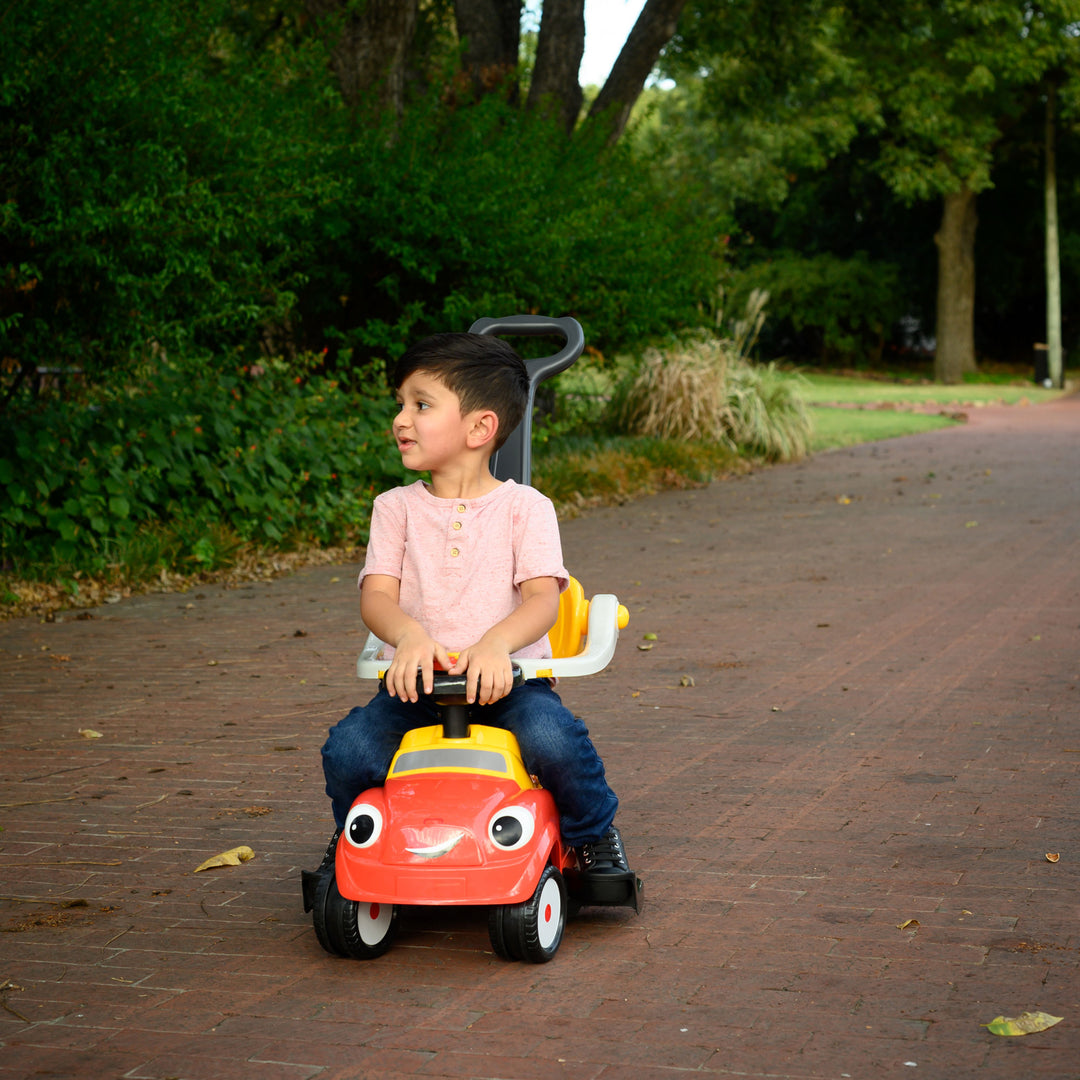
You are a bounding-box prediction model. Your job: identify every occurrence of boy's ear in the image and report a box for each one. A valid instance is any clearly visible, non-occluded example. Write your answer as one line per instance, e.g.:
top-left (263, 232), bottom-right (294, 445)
top-left (466, 409), bottom-right (499, 450)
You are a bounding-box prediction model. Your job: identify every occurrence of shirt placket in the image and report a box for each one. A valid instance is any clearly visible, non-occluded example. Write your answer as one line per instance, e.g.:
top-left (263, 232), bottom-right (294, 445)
top-left (446, 501), bottom-right (467, 567)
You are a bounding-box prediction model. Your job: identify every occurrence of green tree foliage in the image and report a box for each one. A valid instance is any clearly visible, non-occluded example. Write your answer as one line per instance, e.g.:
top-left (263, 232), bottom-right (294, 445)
top-left (1, 0), bottom-right (340, 384)
top-left (662, 0), bottom-right (1080, 380)
top-left (299, 96), bottom-right (715, 372)
top-left (1, 0), bottom-right (711, 391)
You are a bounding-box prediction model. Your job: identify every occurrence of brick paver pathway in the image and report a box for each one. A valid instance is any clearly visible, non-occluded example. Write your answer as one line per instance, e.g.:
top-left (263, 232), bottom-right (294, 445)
top-left (2, 396), bottom-right (1078, 1079)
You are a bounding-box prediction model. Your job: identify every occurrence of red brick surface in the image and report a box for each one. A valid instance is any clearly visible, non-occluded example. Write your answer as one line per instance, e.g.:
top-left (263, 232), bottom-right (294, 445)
top-left (2, 396), bottom-right (1078, 1079)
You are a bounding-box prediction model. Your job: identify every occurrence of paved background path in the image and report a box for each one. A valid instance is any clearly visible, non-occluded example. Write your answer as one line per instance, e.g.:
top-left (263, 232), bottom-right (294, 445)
top-left (2, 397), bottom-right (1078, 1079)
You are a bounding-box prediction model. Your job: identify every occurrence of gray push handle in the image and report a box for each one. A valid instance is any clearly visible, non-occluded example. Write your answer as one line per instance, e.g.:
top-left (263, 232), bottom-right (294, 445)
top-left (468, 315), bottom-right (585, 486)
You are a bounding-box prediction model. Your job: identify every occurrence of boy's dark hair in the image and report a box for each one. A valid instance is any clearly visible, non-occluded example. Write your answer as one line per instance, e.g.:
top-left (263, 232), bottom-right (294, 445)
top-left (393, 333), bottom-right (529, 450)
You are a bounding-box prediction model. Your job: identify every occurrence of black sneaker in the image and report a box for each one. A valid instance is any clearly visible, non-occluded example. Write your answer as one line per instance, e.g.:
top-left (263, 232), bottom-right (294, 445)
top-left (317, 827), bottom-right (342, 874)
top-left (576, 825), bottom-right (629, 875)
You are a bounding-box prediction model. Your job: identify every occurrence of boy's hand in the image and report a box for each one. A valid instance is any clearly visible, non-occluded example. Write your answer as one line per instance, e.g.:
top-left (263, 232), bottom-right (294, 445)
top-left (386, 629), bottom-right (453, 702)
top-left (449, 638), bottom-right (515, 705)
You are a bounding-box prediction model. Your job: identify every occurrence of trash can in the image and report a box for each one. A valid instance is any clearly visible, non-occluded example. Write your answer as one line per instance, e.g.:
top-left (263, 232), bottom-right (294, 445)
top-left (1033, 344), bottom-right (1066, 389)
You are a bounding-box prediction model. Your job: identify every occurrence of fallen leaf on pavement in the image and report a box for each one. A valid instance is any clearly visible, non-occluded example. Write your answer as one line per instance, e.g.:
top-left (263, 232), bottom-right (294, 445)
top-left (1045, 853), bottom-right (1060, 863)
top-left (897, 919), bottom-right (920, 930)
top-left (982, 1011), bottom-right (1063, 1036)
top-left (194, 845), bottom-right (255, 873)
top-left (78, 728), bottom-right (103, 739)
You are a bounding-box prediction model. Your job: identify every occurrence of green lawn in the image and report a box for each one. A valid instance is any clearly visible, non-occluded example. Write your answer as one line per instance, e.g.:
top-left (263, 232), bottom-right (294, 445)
top-left (799, 372), bottom-right (1062, 407)
top-left (808, 407), bottom-right (956, 451)
top-left (800, 371), bottom-right (1067, 452)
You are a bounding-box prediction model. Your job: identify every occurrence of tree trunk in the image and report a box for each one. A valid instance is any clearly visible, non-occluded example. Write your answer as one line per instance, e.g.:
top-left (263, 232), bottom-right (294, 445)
top-left (933, 185), bottom-right (978, 384)
top-left (304, 0), bottom-right (418, 119)
top-left (453, 0), bottom-right (523, 100)
top-left (1045, 82), bottom-right (1063, 388)
top-left (527, 0), bottom-right (585, 132)
top-left (586, 0), bottom-right (687, 144)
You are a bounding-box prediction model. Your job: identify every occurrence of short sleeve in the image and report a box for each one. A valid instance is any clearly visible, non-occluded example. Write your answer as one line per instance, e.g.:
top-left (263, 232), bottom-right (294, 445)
top-left (513, 490), bottom-right (569, 593)
top-left (357, 488), bottom-right (408, 589)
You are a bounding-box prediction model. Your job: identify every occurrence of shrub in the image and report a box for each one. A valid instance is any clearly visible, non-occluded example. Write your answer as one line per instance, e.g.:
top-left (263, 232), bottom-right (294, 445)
top-left (736, 251), bottom-right (903, 365)
top-left (0, 357), bottom-right (405, 576)
top-left (1, 0), bottom-right (338, 386)
top-left (295, 94), bottom-right (716, 368)
top-left (611, 337), bottom-right (736, 443)
top-left (610, 333), bottom-right (812, 462)
top-left (725, 362), bottom-right (813, 461)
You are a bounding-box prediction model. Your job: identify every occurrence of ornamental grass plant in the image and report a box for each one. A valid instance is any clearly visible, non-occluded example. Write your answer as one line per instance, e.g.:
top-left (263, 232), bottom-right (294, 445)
top-left (610, 294), bottom-right (813, 463)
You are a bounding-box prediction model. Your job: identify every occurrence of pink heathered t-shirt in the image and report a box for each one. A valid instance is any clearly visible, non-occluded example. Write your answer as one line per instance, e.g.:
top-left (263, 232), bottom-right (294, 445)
top-left (358, 479), bottom-right (569, 659)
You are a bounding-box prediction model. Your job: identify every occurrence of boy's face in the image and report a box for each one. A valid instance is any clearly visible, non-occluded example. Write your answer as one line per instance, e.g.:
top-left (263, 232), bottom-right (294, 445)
top-left (393, 370), bottom-right (481, 474)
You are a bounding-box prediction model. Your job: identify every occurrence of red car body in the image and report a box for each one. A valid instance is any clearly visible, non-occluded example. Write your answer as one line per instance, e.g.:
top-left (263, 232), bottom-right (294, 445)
top-left (334, 723), bottom-right (573, 908)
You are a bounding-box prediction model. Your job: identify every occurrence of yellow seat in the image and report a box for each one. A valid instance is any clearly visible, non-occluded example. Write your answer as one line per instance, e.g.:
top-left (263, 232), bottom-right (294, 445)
top-left (549, 576), bottom-right (629, 659)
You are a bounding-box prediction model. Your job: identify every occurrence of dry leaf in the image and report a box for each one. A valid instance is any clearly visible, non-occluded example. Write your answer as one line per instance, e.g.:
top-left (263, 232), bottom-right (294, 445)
top-left (637, 643), bottom-right (654, 651)
top-left (983, 1011), bottom-right (1063, 1037)
top-left (679, 675), bottom-right (695, 687)
top-left (1045, 852), bottom-right (1060, 863)
top-left (194, 845), bottom-right (255, 873)
top-left (897, 919), bottom-right (920, 930)
top-left (78, 728), bottom-right (103, 739)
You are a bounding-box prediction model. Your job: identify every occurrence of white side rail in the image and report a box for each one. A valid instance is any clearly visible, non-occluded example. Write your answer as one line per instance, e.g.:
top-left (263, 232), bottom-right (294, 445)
top-left (356, 593), bottom-right (623, 682)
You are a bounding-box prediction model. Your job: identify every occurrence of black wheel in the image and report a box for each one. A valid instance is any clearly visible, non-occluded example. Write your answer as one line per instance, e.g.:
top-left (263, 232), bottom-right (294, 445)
top-left (488, 865), bottom-right (566, 963)
top-left (340, 897), bottom-right (397, 960)
top-left (488, 902), bottom-right (523, 960)
top-left (521, 865), bottom-right (566, 963)
top-left (311, 872), bottom-right (348, 957)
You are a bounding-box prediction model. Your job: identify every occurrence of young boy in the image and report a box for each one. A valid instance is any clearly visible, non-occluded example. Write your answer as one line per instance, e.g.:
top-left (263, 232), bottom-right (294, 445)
top-left (315, 332), bottom-right (627, 883)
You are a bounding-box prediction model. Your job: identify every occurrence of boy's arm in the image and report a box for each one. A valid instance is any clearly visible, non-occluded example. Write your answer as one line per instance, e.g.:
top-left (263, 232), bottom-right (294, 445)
top-left (360, 574), bottom-right (453, 701)
top-left (448, 575), bottom-right (561, 705)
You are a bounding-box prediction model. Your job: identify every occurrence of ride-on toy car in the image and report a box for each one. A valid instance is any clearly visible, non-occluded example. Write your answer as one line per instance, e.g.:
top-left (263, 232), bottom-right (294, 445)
top-left (302, 316), bottom-right (643, 962)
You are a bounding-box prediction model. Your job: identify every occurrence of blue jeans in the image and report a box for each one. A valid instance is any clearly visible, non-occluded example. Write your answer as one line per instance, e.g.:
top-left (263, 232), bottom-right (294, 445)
top-left (322, 679), bottom-right (618, 845)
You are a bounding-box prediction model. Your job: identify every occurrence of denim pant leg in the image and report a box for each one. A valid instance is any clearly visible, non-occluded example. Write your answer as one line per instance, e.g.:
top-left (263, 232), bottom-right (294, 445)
top-left (321, 687), bottom-right (438, 829)
top-left (489, 679), bottom-right (619, 846)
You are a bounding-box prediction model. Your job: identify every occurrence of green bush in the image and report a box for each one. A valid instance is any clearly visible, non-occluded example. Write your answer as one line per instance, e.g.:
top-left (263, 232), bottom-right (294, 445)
top-left (0, 359), bottom-right (405, 576)
top-left (1, 0), bottom-right (341, 382)
top-left (292, 94), bottom-right (717, 367)
top-left (736, 251), bottom-right (904, 365)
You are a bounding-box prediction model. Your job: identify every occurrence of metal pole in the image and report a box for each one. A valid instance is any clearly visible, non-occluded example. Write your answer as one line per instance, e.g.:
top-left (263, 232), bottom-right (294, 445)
top-left (1046, 82), bottom-right (1063, 389)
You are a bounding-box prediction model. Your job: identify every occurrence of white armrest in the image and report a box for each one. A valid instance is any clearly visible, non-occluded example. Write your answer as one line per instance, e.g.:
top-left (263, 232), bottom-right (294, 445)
top-left (514, 593), bottom-right (621, 679)
top-left (357, 632), bottom-right (390, 680)
top-left (355, 593), bottom-right (623, 681)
